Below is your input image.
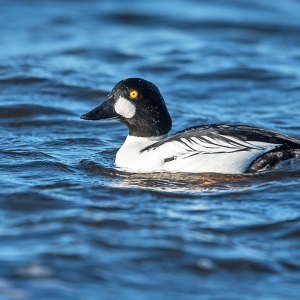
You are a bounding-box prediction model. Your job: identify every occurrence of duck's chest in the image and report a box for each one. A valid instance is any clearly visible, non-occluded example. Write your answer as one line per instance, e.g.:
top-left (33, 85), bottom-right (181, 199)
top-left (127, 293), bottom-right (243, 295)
top-left (115, 135), bottom-right (164, 172)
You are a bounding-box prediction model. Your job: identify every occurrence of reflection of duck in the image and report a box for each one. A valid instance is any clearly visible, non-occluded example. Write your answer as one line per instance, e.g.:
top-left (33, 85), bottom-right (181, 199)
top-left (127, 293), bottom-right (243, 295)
top-left (81, 78), bottom-right (300, 174)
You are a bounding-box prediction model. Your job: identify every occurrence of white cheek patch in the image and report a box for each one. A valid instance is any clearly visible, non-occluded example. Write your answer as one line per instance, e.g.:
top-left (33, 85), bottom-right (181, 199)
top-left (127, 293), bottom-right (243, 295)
top-left (114, 96), bottom-right (136, 118)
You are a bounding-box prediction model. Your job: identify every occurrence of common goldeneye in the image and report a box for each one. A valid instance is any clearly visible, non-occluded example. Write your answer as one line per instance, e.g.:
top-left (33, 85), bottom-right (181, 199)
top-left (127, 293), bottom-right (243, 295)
top-left (81, 78), bottom-right (300, 174)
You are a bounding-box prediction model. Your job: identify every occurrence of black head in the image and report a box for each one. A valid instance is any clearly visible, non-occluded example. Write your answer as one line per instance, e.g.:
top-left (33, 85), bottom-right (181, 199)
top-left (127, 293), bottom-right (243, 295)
top-left (81, 78), bottom-right (172, 137)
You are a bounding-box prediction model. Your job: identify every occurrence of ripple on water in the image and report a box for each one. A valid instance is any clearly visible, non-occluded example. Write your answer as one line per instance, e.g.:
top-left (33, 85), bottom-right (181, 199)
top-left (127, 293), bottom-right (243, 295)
top-left (1, 0), bottom-right (300, 299)
top-left (0, 104), bottom-right (71, 119)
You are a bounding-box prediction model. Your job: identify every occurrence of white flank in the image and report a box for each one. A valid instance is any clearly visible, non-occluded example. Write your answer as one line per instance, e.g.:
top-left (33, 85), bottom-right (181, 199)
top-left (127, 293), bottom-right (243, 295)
top-left (115, 134), bottom-right (281, 174)
top-left (114, 96), bottom-right (136, 118)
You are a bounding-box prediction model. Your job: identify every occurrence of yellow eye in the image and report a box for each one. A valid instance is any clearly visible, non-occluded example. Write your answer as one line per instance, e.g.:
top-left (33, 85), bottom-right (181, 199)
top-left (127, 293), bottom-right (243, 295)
top-left (129, 90), bottom-right (139, 99)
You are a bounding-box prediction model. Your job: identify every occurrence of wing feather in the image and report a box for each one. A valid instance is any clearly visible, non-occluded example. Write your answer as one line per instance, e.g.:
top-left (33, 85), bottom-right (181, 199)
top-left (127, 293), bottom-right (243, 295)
top-left (174, 135), bottom-right (265, 155)
top-left (139, 124), bottom-right (300, 173)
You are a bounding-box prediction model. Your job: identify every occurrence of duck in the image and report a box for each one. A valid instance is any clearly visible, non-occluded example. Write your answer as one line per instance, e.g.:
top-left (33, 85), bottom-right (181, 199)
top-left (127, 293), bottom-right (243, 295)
top-left (81, 78), bottom-right (300, 174)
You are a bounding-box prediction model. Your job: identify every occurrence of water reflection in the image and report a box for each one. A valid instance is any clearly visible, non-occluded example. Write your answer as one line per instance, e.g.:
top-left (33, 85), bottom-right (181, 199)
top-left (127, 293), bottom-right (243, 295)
top-left (110, 171), bottom-right (255, 193)
top-left (79, 157), bottom-right (300, 192)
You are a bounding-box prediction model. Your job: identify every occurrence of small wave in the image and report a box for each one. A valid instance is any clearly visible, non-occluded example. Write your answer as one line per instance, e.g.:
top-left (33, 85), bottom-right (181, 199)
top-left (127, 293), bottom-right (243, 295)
top-left (176, 67), bottom-right (288, 83)
top-left (0, 75), bottom-right (48, 85)
top-left (0, 149), bottom-right (53, 161)
top-left (0, 103), bottom-right (72, 119)
top-left (181, 19), bottom-right (300, 35)
top-left (46, 137), bottom-right (104, 147)
top-left (102, 11), bottom-right (166, 26)
top-left (1, 157), bottom-right (75, 180)
top-left (79, 159), bottom-right (117, 177)
top-left (40, 82), bottom-right (108, 102)
top-left (215, 257), bottom-right (277, 273)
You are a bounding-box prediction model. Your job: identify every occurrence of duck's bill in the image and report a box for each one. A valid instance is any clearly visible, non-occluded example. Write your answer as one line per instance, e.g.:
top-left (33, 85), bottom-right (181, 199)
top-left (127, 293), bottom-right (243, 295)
top-left (80, 97), bottom-right (120, 121)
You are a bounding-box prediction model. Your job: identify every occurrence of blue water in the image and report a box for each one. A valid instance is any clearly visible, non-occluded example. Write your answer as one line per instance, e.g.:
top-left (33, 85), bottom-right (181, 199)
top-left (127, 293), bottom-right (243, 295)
top-left (1, 0), bottom-right (300, 299)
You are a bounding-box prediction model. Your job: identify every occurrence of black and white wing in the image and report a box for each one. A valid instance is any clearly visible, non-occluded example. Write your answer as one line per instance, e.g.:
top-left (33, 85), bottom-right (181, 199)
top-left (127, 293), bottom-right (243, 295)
top-left (142, 125), bottom-right (300, 173)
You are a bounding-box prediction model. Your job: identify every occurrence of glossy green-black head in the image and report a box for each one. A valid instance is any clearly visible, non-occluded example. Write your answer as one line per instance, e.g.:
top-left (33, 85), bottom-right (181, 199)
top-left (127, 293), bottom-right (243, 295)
top-left (81, 78), bottom-right (172, 137)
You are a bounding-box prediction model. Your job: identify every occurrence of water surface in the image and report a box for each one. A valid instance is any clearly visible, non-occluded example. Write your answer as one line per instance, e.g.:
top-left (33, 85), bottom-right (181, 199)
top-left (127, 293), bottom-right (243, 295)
top-left (1, 0), bottom-right (300, 299)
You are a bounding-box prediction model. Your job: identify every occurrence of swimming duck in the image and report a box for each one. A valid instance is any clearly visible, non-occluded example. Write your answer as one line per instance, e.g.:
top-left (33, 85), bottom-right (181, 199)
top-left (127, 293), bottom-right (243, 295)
top-left (81, 78), bottom-right (300, 174)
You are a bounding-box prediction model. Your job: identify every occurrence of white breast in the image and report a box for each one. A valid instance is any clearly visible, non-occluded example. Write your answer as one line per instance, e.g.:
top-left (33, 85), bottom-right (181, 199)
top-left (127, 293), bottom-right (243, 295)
top-left (115, 135), bottom-right (165, 172)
